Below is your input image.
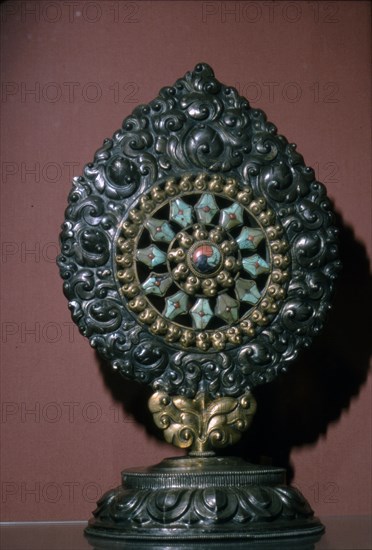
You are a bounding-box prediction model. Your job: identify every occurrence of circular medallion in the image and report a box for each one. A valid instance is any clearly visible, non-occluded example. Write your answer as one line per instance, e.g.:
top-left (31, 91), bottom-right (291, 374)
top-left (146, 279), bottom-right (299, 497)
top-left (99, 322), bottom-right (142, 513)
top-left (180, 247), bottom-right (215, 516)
top-left (188, 242), bottom-right (222, 277)
top-left (115, 173), bottom-right (289, 352)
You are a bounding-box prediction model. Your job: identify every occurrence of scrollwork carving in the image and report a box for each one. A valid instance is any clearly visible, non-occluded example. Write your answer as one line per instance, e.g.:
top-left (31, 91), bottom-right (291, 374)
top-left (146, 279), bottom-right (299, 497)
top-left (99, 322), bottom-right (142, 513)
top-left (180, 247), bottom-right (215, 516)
top-left (57, 63), bottom-right (340, 397)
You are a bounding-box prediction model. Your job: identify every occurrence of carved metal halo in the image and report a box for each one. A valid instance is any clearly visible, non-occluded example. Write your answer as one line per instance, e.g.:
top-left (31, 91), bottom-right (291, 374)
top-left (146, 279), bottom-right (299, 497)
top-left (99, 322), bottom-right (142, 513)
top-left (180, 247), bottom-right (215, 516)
top-left (57, 63), bottom-right (340, 398)
top-left (115, 173), bottom-right (289, 352)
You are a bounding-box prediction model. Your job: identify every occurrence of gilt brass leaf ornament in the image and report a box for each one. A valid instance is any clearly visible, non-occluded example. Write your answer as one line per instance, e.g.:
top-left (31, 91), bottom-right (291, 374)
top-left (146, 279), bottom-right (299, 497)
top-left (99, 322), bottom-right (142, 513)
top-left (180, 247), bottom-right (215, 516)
top-left (149, 391), bottom-right (257, 453)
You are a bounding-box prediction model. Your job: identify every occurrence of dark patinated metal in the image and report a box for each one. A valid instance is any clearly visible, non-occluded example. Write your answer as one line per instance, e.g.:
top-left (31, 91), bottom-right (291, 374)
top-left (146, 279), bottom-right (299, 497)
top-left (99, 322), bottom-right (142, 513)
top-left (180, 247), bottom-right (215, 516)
top-left (57, 63), bottom-right (340, 541)
top-left (85, 457), bottom-right (322, 541)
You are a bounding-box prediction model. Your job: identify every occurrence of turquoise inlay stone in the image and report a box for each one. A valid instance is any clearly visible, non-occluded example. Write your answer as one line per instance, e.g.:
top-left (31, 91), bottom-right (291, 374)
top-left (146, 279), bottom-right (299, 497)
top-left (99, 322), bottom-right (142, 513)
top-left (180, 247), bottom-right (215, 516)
top-left (190, 298), bottom-right (213, 330)
top-left (163, 290), bottom-right (188, 320)
top-left (195, 193), bottom-right (219, 224)
top-left (136, 245), bottom-right (167, 268)
top-left (236, 226), bottom-right (264, 250)
top-left (145, 218), bottom-right (175, 243)
top-left (235, 278), bottom-right (261, 305)
top-left (142, 272), bottom-right (173, 296)
top-left (242, 254), bottom-right (270, 277)
top-left (190, 243), bottom-right (221, 275)
top-left (216, 294), bottom-right (240, 324)
top-left (219, 202), bottom-right (244, 229)
top-left (170, 198), bottom-right (193, 228)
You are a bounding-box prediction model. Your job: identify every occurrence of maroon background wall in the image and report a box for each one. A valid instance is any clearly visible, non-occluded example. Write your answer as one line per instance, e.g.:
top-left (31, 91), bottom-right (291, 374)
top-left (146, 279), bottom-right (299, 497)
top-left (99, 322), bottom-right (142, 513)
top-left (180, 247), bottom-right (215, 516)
top-left (1, 1), bottom-right (371, 521)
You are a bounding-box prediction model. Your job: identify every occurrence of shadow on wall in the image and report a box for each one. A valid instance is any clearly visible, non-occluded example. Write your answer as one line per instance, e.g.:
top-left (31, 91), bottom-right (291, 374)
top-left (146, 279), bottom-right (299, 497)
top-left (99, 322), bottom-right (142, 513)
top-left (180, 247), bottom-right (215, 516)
top-left (97, 209), bottom-right (371, 482)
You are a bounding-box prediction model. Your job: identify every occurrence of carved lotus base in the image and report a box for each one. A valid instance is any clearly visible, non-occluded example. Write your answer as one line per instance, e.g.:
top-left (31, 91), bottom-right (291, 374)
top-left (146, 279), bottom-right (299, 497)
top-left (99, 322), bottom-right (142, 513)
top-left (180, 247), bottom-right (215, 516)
top-left (85, 456), bottom-right (324, 542)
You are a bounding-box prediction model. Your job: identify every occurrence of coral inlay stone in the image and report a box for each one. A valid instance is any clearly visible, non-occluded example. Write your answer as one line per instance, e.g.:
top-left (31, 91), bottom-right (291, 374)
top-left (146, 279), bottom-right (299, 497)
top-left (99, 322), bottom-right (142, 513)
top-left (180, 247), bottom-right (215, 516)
top-left (189, 242), bottom-right (222, 276)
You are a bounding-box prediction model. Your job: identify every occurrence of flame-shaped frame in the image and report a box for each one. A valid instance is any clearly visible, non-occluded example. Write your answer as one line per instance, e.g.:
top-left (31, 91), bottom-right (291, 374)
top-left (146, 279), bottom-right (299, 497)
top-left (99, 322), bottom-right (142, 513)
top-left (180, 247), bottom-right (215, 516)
top-left (58, 63), bottom-right (341, 400)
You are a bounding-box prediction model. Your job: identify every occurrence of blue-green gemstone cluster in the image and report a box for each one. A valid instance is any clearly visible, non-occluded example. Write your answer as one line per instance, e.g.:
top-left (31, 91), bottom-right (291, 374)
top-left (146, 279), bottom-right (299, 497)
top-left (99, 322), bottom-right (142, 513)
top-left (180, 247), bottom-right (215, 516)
top-left (135, 194), bottom-right (270, 331)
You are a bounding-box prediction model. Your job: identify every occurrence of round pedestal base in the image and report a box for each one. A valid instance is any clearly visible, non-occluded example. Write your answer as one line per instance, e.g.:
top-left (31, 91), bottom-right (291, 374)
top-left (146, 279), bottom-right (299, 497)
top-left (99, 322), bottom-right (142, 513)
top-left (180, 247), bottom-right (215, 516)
top-left (85, 456), bottom-right (324, 543)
